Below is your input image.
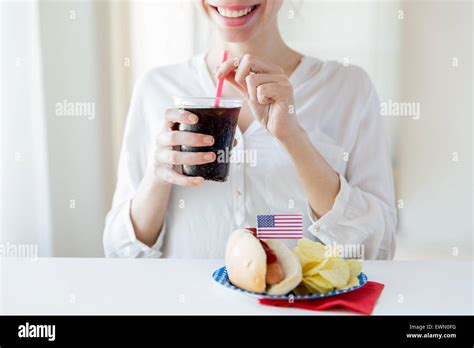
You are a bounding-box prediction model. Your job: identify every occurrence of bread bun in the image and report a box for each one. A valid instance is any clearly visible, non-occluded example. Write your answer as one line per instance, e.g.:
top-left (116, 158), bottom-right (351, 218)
top-left (265, 239), bottom-right (303, 295)
top-left (225, 229), bottom-right (266, 293)
top-left (225, 229), bottom-right (303, 295)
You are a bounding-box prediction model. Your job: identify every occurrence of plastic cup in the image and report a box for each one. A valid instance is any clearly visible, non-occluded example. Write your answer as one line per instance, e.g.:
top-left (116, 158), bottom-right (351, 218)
top-left (173, 96), bottom-right (243, 182)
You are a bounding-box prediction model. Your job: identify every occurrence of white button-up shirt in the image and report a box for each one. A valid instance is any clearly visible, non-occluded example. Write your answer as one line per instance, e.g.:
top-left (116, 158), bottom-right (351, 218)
top-left (103, 53), bottom-right (397, 260)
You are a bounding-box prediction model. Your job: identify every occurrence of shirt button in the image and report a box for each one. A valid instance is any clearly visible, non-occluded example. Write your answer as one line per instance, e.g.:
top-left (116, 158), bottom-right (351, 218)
top-left (235, 190), bottom-right (241, 197)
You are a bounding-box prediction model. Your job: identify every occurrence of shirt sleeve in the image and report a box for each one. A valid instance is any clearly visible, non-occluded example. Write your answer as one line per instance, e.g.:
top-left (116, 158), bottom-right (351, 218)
top-left (307, 75), bottom-right (397, 260)
top-left (103, 76), bottom-right (166, 258)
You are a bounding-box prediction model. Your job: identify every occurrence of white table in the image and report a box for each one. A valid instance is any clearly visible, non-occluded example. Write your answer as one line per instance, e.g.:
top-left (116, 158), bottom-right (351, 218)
top-left (0, 258), bottom-right (472, 315)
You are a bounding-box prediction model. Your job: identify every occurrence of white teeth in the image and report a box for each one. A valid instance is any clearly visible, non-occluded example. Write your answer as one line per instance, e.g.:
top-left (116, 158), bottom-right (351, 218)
top-left (217, 6), bottom-right (253, 18)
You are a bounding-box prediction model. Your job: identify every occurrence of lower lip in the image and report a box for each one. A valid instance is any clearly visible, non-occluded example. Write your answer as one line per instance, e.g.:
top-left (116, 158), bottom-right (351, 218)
top-left (211, 5), bottom-right (260, 27)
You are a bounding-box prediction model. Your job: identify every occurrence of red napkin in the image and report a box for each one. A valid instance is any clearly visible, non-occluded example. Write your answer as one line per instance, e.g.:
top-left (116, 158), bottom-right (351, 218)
top-left (258, 281), bottom-right (384, 315)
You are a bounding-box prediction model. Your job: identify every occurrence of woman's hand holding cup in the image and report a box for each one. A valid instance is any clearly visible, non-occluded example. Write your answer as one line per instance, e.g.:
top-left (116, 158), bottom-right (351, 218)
top-left (153, 109), bottom-right (216, 186)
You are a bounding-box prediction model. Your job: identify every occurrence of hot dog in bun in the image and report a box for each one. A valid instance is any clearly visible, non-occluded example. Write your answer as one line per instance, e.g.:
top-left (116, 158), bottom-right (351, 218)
top-left (225, 228), bottom-right (303, 295)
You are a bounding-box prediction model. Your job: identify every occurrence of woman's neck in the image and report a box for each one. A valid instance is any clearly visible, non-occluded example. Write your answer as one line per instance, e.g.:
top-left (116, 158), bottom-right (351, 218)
top-left (206, 20), bottom-right (303, 76)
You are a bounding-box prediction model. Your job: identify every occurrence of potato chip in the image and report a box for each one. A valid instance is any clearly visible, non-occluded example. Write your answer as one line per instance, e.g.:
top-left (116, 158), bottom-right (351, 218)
top-left (303, 275), bottom-right (334, 294)
top-left (319, 258), bottom-right (350, 288)
top-left (337, 275), bottom-right (360, 290)
top-left (294, 238), bottom-right (363, 295)
top-left (345, 259), bottom-right (363, 278)
top-left (297, 238), bottom-right (327, 260)
top-left (303, 258), bottom-right (329, 276)
top-left (293, 247), bottom-right (317, 269)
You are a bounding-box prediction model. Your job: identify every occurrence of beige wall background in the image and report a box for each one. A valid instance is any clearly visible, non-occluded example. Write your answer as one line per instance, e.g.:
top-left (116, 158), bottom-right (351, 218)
top-left (396, 1), bottom-right (472, 260)
top-left (1, 0), bottom-right (472, 260)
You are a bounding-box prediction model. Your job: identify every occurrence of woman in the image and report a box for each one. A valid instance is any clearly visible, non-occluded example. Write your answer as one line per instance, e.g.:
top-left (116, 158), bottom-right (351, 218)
top-left (104, 0), bottom-right (397, 260)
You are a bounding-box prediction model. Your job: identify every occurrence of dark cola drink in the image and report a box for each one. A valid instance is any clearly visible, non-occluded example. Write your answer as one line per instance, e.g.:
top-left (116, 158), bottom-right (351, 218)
top-left (179, 106), bottom-right (241, 182)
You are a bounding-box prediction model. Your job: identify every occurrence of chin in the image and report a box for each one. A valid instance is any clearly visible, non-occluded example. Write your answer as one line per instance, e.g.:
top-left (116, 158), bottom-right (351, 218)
top-left (218, 27), bottom-right (256, 42)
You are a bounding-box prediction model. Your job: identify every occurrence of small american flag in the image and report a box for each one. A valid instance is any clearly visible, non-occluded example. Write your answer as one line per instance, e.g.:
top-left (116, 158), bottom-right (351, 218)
top-left (256, 214), bottom-right (303, 239)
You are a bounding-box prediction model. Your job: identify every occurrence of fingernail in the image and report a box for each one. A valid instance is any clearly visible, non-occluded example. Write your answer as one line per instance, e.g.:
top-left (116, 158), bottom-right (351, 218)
top-left (193, 177), bottom-right (203, 184)
top-left (187, 114), bottom-right (198, 122)
top-left (233, 57), bottom-right (240, 67)
top-left (203, 136), bottom-right (214, 144)
top-left (204, 153), bottom-right (214, 161)
top-left (215, 71), bottom-right (222, 79)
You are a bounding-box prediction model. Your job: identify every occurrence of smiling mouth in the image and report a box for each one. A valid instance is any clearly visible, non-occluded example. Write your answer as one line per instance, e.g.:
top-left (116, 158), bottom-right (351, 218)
top-left (211, 5), bottom-right (259, 18)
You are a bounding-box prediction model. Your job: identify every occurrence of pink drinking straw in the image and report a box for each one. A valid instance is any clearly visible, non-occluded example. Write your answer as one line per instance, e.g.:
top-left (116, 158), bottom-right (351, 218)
top-left (214, 50), bottom-right (229, 107)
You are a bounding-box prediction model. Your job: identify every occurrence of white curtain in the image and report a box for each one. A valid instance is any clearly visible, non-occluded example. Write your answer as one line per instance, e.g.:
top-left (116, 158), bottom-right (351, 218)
top-left (1, 1), bottom-right (121, 257)
top-left (1, 1), bottom-right (53, 256)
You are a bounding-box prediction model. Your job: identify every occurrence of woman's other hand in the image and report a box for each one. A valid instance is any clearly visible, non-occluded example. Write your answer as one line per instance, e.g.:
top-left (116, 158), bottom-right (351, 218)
top-left (215, 54), bottom-right (304, 143)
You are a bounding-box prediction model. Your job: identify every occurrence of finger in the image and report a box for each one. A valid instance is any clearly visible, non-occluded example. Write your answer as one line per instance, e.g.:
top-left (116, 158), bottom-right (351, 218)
top-left (245, 74), bottom-right (288, 102)
top-left (215, 57), bottom-right (240, 80)
top-left (157, 131), bottom-right (215, 147)
top-left (256, 82), bottom-right (292, 104)
top-left (233, 54), bottom-right (284, 88)
top-left (156, 149), bottom-right (217, 165)
top-left (216, 54), bottom-right (282, 80)
top-left (163, 108), bottom-right (199, 129)
top-left (156, 166), bottom-right (205, 186)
